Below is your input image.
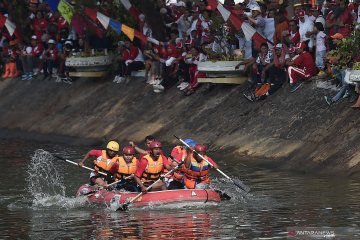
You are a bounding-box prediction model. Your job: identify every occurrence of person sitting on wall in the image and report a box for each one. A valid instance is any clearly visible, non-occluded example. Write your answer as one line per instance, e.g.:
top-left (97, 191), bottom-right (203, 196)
top-left (286, 42), bottom-right (317, 93)
top-left (113, 39), bottom-right (145, 83)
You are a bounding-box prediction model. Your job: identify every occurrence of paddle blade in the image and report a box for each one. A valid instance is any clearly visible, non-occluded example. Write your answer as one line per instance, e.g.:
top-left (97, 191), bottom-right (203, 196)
top-left (117, 203), bottom-right (128, 211)
top-left (53, 155), bottom-right (66, 161)
top-left (232, 179), bottom-right (251, 194)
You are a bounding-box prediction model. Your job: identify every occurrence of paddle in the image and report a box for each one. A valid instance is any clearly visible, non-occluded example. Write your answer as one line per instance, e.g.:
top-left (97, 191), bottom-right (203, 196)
top-left (117, 161), bottom-right (184, 211)
top-left (82, 174), bottom-right (134, 196)
top-left (52, 154), bottom-right (107, 176)
top-left (174, 135), bottom-right (250, 194)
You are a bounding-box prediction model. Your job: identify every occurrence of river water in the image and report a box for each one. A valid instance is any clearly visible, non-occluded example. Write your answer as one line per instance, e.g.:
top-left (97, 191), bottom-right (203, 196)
top-left (1, 138), bottom-right (360, 239)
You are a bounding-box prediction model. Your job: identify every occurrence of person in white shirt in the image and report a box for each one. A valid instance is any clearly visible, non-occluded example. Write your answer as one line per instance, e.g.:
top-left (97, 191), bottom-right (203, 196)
top-left (314, 22), bottom-right (327, 76)
top-left (298, 10), bottom-right (314, 50)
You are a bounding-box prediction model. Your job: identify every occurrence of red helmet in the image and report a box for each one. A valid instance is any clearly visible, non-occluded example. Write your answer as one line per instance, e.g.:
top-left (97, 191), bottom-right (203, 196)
top-left (194, 144), bottom-right (206, 152)
top-left (149, 141), bottom-right (162, 149)
top-left (123, 146), bottom-right (135, 155)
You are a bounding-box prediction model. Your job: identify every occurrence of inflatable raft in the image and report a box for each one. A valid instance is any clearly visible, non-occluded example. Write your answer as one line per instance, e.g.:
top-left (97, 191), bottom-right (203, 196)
top-left (77, 184), bottom-right (221, 208)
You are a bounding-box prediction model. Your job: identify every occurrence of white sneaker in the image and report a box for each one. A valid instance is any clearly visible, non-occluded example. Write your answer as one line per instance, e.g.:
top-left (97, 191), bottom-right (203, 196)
top-left (148, 79), bottom-right (157, 85)
top-left (153, 89), bottom-right (162, 93)
top-left (113, 75), bottom-right (119, 83)
top-left (153, 84), bottom-right (165, 91)
top-left (117, 76), bottom-right (125, 83)
top-left (152, 80), bottom-right (161, 85)
top-left (179, 82), bottom-right (189, 91)
top-left (177, 82), bottom-right (185, 88)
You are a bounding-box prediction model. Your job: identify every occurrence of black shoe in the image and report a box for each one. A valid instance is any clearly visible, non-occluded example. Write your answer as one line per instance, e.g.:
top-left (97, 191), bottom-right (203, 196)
top-left (290, 82), bottom-right (303, 93)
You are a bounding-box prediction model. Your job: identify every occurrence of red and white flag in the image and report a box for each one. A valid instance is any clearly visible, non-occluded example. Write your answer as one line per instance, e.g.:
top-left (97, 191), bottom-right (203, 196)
top-left (0, 13), bottom-right (16, 36)
top-left (120, 0), bottom-right (141, 22)
top-left (207, 0), bottom-right (267, 45)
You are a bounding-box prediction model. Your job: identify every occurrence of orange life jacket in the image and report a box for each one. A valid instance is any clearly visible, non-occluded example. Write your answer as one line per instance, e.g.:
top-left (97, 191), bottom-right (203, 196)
top-left (115, 156), bottom-right (138, 180)
top-left (93, 150), bottom-right (118, 174)
top-left (141, 154), bottom-right (165, 183)
top-left (165, 146), bottom-right (187, 181)
top-left (183, 155), bottom-right (210, 189)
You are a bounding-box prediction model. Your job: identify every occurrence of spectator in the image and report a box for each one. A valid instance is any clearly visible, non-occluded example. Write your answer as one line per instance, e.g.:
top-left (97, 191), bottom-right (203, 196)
top-left (314, 22), bottom-right (327, 77)
top-left (298, 10), bottom-right (314, 51)
top-left (113, 40), bottom-right (144, 83)
top-left (283, 20), bottom-right (300, 47)
top-left (42, 39), bottom-right (58, 80)
top-left (287, 42), bottom-right (317, 92)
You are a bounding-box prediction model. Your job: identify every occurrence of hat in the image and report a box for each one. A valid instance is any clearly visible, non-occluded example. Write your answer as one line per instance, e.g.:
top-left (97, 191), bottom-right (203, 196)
top-left (288, 47), bottom-right (295, 53)
top-left (298, 10), bottom-right (305, 17)
top-left (65, 40), bottom-right (72, 45)
top-left (275, 43), bottom-right (283, 49)
top-left (117, 40), bottom-right (125, 46)
top-left (250, 5), bottom-right (261, 12)
top-left (48, 39), bottom-right (55, 44)
top-left (295, 42), bottom-right (306, 49)
top-left (177, 1), bottom-right (186, 7)
top-left (293, 3), bottom-right (302, 7)
top-left (31, 35), bottom-right (37, 40)
top-left (330, 33), bottom-right (344, 40)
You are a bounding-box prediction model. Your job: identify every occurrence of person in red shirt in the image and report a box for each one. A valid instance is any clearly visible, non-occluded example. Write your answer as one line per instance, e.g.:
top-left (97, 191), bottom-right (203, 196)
top-left (287, 42), bottom-right (317, 93)
top-left (129, 135), bottom-right (157, 159)
top-left (113, 40), bottom-right (145, 83)
top-left (30, 35), bottom-right (44, 76)
top-left (133, 141), bottom-right (174, 192)
top-left (166, 138), bottom-right (197, 189)
top-left (283, 20), bottom-right (300, 47)
top-left (78, 140), bottom-right (120, 187)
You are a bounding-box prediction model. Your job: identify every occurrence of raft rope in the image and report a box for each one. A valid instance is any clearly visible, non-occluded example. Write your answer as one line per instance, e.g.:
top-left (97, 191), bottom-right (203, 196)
top-left (204, 189), bottom-right (209, 203)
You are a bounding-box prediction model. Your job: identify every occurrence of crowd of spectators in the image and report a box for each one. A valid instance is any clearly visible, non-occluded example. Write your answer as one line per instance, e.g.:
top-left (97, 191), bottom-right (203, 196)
top-left (0, 0), bottom-right (360, 106)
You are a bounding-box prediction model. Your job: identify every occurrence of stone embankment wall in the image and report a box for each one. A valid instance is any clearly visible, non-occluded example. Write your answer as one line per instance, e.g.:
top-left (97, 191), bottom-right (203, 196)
top-left (0, 77), bottom-right (359, 175)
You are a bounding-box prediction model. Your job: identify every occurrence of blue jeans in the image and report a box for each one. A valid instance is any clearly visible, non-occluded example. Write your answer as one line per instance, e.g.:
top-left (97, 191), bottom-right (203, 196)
top-left (331, 69), bottom-right (347, 102)
top-left (316, 50), bottom-right (326, 70)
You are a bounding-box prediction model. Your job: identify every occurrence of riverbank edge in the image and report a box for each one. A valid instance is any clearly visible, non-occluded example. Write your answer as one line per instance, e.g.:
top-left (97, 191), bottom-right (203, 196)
top-left (0, 77), bottom-right (359, 176)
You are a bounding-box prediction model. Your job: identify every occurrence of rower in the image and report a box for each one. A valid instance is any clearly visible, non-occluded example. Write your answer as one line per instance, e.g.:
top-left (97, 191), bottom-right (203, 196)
top-left (78, 140), bottom-right (120, 187)
top-left (166, 138), bottom-right (197, 189)
top-left (183, 143), bottom-right (219, 189)
top-left (107, 146), bottom-right (139, 192)
top-left (133, 141), bottom-right (173, 192)
top-left (129, 135), bottom-right (155, 158)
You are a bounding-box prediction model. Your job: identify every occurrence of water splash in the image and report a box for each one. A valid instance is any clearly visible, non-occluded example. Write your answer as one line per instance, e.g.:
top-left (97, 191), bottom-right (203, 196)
top-left (26, 149), bottom-right (88, 209)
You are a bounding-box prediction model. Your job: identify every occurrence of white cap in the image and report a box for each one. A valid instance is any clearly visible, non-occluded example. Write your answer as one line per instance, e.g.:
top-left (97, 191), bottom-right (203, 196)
top-left (31, 35), bottom-right (37, 40)
top-left (48, 39), bottom-right (55, 44)
top-left (275, 43), bottom-right (283, 49)
top-left (65, 40), bottom-right (72, 45)
top-left (26, 46), bottom-right (32, 54)
top-left (139, 14), bottom-right (145, 22)
top-left (250, 6), bottom-right (261, 12)
top-left (177, 1), bottom-right (186, 7)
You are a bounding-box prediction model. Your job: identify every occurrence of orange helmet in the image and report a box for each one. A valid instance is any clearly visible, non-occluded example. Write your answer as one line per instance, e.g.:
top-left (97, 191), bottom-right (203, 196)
top-left (194, 144), bottom-right (206, 152)
top-left (123, 146), bottom-right (135, 155)
top-left (149, 141), bottom-right (162, 149)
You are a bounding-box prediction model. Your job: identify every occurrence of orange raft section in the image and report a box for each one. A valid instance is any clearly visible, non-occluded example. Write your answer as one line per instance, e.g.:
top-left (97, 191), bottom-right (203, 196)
top-left (77, 184), bottom-right (221, 207)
